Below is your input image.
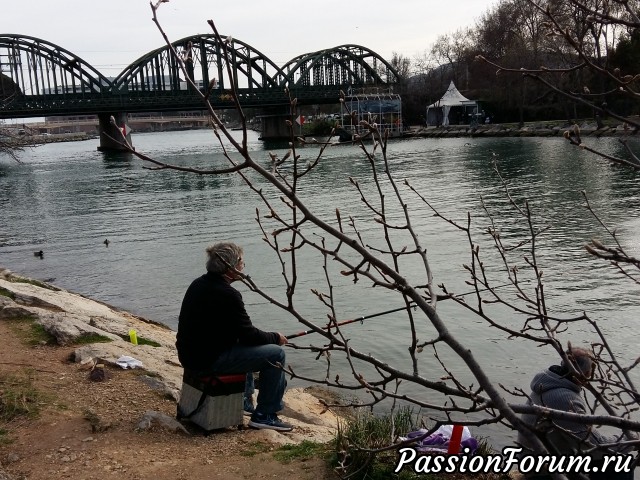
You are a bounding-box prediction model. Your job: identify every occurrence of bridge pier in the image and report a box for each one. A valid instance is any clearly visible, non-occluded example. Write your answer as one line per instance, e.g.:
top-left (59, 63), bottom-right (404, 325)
top-left (259, 107), bottom-right (302, 141)
top-left (97, 112), bottom-right (133, 152)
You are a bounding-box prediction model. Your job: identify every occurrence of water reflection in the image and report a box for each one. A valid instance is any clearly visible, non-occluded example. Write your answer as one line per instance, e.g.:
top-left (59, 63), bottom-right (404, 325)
top-left (101, 150), bottom-right (135, 165)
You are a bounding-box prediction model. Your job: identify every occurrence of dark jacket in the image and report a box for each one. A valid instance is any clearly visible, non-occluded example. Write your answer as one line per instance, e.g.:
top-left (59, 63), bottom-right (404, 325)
top-left (518, 365), bottom-right (614, 451)
top-left (175, 272), bottom-right (279, 371)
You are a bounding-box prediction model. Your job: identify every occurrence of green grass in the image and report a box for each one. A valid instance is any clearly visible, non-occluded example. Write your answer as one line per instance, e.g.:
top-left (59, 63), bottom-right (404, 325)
top-left (0, 371), bottom-right (45, 443)
top-left (333, 408), bottom-right (512, 480)
top-left (274, 440), bottom-right (329, 463)
top-left (0, 427), bottom-right (10, 445)
top-left (6, 314), bottom-right (114, 346)
top-left (6, 315), bottom-right (56, 346)
top-left (302, 118), bottom-right (337, 136)
top-left (243, 440), bottom-right (330, 462)
top-left (0, 287), bottom-right (15, 299)
top-left (27, 323), bottom-right (57, 345)
top-left (240, 441), bottom-right (272, 457)
top-left (10, 277), bottom-right (60, 291)
top-left (117, 334), bottom-right (161, 347)
top-left (74, 333), bottom-right (113, 345)
top-left (334, 406), bottom-right (419, 480)
top-left (137, 337), bottom-right (161, 347)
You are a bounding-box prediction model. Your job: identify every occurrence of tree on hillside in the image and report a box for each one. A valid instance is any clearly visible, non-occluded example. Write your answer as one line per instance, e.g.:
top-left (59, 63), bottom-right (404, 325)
top-left (430, 29), bottom-right (474, 90)
top-left (130, 3), bottom-right (640, 478)
top-left (467, 0), bottom-right (580, 123)
top-left (0, 122), bottom-right (25, 161)
top-left (385, 52), bottom-right (430, 125)
top-left (386, 52), bottom-right (412, 81)
top-left (479, 0), bottom-right (640, 170)
top-left (0, 86), bottom-right (25, 161)
top-left (0, 74), bottom-right (25, 160)
top-left (424, 0), bottom-right (636, 126)
top-left (610, 28), bottom-right (640, 93)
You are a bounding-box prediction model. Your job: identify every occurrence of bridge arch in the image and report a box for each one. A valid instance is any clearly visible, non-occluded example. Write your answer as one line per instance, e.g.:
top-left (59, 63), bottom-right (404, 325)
top-left (111, 34), bottom-right (286, 102)
top-left (0, 34), bottom-right (401, 120)
top-left (275, 45), bottom-right (401, 89)
top-left (0, 34), bottom-right (111, 100)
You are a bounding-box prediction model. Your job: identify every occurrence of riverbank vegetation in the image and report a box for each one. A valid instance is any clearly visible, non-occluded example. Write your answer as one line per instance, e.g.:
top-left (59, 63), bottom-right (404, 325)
top-left (0, 124), bottom-right (27, 161)
top-left (0, 372), bottom-right (42, 442)
top-left (334, 408), bottom-right (510, 480)
top-left (397, 0), bottom-right (640, 169)
top-left (395, 0), bottom-right (640, 132)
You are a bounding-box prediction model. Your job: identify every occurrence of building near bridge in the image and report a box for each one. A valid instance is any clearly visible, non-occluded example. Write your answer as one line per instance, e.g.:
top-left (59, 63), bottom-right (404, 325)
top-left (426, 81), bottom-right (480, 127)
top-left (338, 90), bottom-right (403, 141)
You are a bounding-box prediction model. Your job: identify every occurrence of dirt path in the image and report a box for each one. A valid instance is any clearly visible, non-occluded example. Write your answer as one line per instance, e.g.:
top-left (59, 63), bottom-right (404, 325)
top-left (0, 319), bottom-right (336, 480)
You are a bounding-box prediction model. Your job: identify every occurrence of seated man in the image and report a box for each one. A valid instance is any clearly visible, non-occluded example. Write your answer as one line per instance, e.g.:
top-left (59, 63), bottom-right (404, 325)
top-left (518, 345), bottom-right (634, 479)
top-left (176, 241), bottom-right (292, 432)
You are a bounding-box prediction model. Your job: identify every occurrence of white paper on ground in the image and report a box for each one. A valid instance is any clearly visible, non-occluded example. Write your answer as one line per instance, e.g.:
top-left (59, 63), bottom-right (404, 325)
top-left (116, 355), bottom-right (144, 369)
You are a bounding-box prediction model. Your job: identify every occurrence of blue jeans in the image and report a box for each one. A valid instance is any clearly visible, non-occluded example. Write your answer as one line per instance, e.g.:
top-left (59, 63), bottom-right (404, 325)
top-left (245, 372), bottom-right (255, 400)
top-left (211, 344), bottom-right (286, 414)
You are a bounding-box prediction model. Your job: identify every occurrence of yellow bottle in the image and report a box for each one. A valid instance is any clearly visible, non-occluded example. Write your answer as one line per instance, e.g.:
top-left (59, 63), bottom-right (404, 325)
top-left (129, 329), bottom-right (138, 345)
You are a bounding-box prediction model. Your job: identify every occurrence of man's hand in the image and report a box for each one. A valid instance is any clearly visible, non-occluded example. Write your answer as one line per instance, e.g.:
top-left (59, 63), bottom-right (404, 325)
top-left (277, 333), bottom-right (288, 345)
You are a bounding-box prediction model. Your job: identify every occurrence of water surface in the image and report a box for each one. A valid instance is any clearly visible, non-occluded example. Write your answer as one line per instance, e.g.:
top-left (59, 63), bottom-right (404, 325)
top-left (2, 130), bottom-right (639, 447)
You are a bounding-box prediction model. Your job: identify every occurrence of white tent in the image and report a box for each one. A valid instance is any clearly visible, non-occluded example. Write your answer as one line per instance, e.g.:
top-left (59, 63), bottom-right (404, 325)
top-left (426, 81), bottom-right (479, 126)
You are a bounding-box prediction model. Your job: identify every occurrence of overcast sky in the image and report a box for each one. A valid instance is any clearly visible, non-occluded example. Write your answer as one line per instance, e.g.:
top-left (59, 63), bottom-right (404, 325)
top-left (4, 0), bottom-right (499, 77)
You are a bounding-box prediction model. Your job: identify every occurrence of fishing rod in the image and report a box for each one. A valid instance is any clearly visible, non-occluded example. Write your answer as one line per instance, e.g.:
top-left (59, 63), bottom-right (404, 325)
top-left (285, 282), bottom-right (522, 340)
top-left (287, 304), bottom-right (414, 340)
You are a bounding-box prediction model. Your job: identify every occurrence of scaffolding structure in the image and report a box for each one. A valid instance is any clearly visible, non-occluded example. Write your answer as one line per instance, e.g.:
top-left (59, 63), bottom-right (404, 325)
top-left (339, 91), bottom-right (403, 141)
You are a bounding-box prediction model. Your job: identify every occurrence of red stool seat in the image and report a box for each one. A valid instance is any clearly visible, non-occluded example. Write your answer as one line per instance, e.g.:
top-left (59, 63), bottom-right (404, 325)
top-left (182, 370), bottom-right (245, 396)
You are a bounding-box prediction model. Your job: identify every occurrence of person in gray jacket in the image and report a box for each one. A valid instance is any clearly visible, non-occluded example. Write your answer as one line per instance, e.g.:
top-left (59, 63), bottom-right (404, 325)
top-left (518, 346), bottom-right (634, 479)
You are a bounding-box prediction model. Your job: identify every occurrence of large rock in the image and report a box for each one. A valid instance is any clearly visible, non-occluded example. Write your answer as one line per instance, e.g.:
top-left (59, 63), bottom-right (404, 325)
top-left (0, 304), bottom-right (34, 320)
top-left (38, 312), bottom-right (122, 345)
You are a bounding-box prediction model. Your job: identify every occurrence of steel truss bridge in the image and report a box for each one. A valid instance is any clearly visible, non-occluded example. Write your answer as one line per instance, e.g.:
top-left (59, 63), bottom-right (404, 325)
top-left (0, 34), bottom-right (401, 119)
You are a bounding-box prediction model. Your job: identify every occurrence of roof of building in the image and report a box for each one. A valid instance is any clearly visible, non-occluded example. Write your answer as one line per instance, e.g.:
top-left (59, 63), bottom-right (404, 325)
top-left (427, 81), bottom-right (476, 108)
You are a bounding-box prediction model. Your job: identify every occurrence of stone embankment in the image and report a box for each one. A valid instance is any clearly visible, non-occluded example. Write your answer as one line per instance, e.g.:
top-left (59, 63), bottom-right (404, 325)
top-left (0, 267), bottom-right (339, 445)
top-left (7, 132), bottom-right (98, 147)
top-left (404, 121), bottom-right (638, 138)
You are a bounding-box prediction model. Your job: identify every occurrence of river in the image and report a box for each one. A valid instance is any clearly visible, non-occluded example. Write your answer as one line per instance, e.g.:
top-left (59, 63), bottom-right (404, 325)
top-left (1, 129), bottom-right (639, 447)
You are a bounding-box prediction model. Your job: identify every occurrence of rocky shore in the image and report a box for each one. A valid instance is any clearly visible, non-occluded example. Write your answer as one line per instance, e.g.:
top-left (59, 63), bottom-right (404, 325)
top-left (3, 132), bottom-right (98, 148)
top-left (404, 121), bottom-right (638, 138)
top-left (0, 267), bottom-right (340, 480)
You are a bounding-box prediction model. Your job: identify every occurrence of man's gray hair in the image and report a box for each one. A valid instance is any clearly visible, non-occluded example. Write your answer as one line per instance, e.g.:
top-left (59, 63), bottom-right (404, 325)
top-left (563, 346), bottom-right (595, 379)
top-left (205, 242), bottom-right (243, 274)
